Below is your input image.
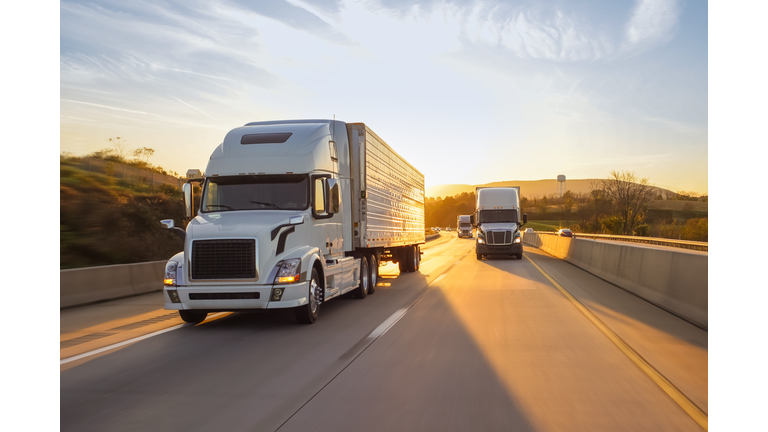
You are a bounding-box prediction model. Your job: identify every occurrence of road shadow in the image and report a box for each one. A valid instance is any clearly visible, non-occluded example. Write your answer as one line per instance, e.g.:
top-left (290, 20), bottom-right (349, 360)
top-left (61, 265), bottom-right (538, 432)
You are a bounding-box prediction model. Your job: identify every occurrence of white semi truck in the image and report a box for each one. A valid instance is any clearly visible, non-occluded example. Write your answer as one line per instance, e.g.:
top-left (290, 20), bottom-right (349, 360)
top-left (160, 120), bottom-right (425, 324)
top-left (457, 215), bottom-right (472, 238)
top-left (474, 187), bottom-right (527, 260)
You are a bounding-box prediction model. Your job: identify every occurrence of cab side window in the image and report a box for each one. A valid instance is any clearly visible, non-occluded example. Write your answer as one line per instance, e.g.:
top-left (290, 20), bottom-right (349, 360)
top-left (313, 177), bottom-right (327, 217)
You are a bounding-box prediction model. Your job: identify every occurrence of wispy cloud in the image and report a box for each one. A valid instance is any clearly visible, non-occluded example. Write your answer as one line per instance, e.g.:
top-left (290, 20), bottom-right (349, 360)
top-left (172, 96), bottom-right (219, 122)
top-left (61, 99), bottom-right (158, 116)
top-left (375, 0), bottom-right (679, 63)
top-left (622, 0), bottom-right (681, 55)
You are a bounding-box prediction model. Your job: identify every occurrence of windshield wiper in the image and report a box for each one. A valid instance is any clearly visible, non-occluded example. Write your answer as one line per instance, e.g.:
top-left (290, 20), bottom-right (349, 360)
top-left (250, 201), bottom-right (283, 210)
top-left (206, 204), bottom-right (234, 210)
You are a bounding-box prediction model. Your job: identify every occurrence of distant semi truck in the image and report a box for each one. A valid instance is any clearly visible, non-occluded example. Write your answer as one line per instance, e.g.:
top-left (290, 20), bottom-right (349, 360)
top-left (457, 215), bottom-right (473, 238)
top-left (161, 119), bottom-right (425, 324)
top-left (474, 187), bottom-right (527, 260)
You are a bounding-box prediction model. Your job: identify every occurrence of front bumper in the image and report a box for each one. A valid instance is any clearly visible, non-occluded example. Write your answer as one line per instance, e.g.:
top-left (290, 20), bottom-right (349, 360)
top-left (163, 281), bottom-right (310, 311)
top-left (476, 242), bottom-right (523, 255)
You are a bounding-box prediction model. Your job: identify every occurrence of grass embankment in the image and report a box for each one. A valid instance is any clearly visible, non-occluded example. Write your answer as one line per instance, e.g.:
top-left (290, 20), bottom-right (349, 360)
top-left (60, 160), bottom-right (188, 269)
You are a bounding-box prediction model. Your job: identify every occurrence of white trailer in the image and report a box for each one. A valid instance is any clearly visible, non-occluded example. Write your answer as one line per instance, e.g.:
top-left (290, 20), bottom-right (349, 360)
top-left (161, 120), bottom-right (425, 324)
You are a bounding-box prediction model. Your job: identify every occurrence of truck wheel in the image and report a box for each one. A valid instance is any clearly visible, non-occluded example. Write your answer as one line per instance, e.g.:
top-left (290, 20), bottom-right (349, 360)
top-left (367, 255), bottom-right (378, 294)
top-left (398, 260), bottom-right (408, 273)
top-left (295, 268), bottom-right (322, 324)
top-left (179, 310), bottom-right (207, 324)
top-left (353, 257), bottom-right (369, 299)
top-left (406, 246), bottom-right (420, 272)
top-left (476, 253), bottom-right (482, 260)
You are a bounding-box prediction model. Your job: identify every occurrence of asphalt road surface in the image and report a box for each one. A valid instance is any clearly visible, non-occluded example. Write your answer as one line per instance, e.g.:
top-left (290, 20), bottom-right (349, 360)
top-left (61, 232), bottom-right (706, 431)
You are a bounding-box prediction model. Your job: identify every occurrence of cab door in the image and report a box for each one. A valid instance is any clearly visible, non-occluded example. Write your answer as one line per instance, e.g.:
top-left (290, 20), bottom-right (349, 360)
top-left (311, 175), bottom-right (342, 258)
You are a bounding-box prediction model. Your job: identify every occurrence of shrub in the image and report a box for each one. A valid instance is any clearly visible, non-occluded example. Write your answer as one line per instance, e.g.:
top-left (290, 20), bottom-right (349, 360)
top-left (681, 218), bottom-right (707, 242)
top-left (634, 224), bottom-right (650, 237)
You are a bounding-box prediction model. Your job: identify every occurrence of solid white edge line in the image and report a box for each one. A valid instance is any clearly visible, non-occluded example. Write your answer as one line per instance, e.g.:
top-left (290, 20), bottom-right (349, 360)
top-left (367, 308), bottom-right (408, 339)
top-left (60, 312), bottom-right (228, 365)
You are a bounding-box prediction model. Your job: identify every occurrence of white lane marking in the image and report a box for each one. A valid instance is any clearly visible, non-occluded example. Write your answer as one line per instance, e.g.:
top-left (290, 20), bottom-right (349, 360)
top-left (60, 312), bottom-right (228, 365)
top-left (367, 309), bottom-right (408, 339)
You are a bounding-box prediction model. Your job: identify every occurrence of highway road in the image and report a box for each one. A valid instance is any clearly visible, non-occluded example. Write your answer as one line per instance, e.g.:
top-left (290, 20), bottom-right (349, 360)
top-left (61, 232), bottom-right (707, 431)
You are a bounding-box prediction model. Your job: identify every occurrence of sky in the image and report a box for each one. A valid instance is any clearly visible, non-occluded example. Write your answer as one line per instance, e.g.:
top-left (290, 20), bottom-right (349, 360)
top-left (60, 0), bottom-right (707, 194)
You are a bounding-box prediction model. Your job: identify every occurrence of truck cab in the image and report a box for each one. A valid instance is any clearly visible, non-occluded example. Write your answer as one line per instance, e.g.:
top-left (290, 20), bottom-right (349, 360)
top-left (457, 215), bottom-right (473, 238)
top-left (474, 187), bottom-right (527, 260)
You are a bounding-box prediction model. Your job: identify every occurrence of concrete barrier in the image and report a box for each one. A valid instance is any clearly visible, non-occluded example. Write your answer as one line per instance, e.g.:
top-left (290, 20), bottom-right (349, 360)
top-left (523, 233), bottom-right (707, 329)
top-left (61, 261), bottom-right (166, 309)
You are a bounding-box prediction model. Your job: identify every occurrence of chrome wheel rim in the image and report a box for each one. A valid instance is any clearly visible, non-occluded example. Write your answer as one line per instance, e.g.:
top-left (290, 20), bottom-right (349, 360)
top-left (413, 247), bottom-right (419, 268)
top-left (361, 259), bottom-right (369, 292)
top-left (309, 278), bottom-right (320, 313)
top-left (370, 256), bottom-right (377, 288)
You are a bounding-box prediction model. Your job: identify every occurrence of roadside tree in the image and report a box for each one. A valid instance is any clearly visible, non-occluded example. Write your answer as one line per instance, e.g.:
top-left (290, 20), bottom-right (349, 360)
top-left (601, 170), bottom-right (655, 235)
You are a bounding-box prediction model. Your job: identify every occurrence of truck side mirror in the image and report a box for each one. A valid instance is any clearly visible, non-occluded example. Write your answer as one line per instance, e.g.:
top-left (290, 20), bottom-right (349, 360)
top-left (160, 219), bottom-right (186, 242)
top-left (522, 214), bottom-right (528, 225)
top-left (183, 183), bottom-right (193, 218)
top-left (470, 215), bottom-right (475, 225)
top-left (183, 179), bottom-right (204, 218)
top-left (326, 178), bottom-right (340, 214)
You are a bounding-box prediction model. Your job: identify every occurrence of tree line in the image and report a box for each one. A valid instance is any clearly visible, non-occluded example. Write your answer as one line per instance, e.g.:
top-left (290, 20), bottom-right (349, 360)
top-left (425, 171), bottom-right (707, 241)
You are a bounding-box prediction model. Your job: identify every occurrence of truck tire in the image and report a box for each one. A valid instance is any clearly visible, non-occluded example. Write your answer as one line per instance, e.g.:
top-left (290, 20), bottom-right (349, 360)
top-left (476, 253), bottom-right (482, 260)
top-left (406, 246), bottom-right (420, 272)
top-left (179, 310), bottom-right (207, 324)
top-left (353, 257), bottom-right (369, 299)
top-left (295, 268), bottom-right (321, 324)
top-left (398, 260), bottom-right (408, 273)
top-left (367, 255), bottom-right (378, 294)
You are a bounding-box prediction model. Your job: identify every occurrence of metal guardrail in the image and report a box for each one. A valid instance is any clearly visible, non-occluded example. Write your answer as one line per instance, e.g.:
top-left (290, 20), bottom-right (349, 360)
top-left (539, 232), bottom-right (708, 252)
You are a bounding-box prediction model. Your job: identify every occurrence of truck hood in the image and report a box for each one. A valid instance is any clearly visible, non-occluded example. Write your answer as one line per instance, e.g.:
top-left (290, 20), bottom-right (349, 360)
top-left (187, 211), bottom-right (295, 239)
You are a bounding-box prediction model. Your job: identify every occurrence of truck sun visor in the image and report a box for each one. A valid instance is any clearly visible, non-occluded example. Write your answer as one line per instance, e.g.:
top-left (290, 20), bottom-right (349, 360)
top-left (241, 133), bottom-right (293, 144)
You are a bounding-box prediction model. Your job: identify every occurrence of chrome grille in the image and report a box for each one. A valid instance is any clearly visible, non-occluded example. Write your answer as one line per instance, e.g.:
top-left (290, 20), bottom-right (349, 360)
top-left (487, 230), bottom-right (512, 245)
top-left (191, 239), bottom-right (256, 280)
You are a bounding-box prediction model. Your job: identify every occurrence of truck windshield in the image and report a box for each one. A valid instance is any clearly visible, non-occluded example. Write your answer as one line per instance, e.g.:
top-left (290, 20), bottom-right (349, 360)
top-left (201, 174), bottom-right (309, 212)
top-left (459, 223), bottom-right (471, 228)
top-left (479, 209), bottom-right (517, 223)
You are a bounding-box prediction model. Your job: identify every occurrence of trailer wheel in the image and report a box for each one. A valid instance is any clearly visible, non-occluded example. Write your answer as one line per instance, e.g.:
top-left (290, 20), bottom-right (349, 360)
top-left (353, 257), bottom-right (369, 299)
top-left (179, 310), bottom-right (207, 324)
top-left (367, 255), bottom-right (378, 294)
top-left (406, 246), bottom-right (420, 272)
top-left (398, 260), bottom-right (408, 273)
top-left (295, 268), bottom-right (321, 324)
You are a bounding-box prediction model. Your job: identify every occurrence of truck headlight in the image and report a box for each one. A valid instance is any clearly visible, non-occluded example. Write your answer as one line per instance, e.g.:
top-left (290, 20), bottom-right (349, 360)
top-left (477, 237), bottom-right (484, 244)
top-left (164, 261), bottom-right (178, 286)
top-left (514, 236), bottom-right (521, 243)
top-left (274, 258), bottom-right (302, 284)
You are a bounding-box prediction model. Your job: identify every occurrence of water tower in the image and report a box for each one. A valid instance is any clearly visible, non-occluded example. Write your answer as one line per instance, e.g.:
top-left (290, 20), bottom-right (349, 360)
top-left (556, 175), bottom-right (566, 197)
